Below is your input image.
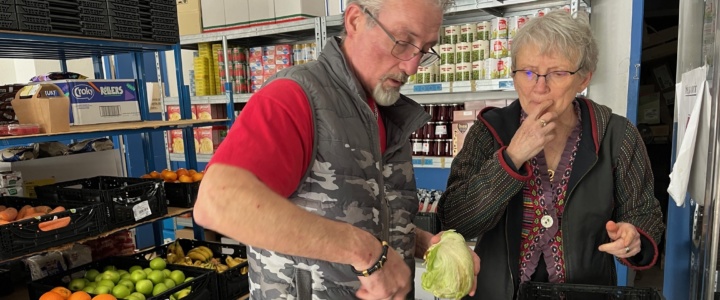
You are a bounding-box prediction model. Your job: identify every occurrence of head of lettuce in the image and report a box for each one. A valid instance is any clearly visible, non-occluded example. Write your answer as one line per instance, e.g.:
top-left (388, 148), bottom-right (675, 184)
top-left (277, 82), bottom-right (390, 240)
top-left (421, 230), bottom-right (474, 299)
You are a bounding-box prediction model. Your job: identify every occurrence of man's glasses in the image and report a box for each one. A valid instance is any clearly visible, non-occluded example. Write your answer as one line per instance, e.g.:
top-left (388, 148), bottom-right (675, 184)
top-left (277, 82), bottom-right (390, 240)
top-left (362, 7), bottom-right (440, 67)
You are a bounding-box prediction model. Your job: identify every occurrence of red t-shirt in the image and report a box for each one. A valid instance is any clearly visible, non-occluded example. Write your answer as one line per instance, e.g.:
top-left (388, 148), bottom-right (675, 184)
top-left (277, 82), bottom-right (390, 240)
top-left (208, 79), bottom-right (386, 198)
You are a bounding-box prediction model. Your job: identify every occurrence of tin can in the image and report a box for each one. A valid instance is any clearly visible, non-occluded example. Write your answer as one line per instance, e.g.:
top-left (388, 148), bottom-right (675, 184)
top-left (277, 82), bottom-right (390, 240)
top-left (471, 40), bottom-right (490, 62)
top-left (491, 17), bottom-right (508, 39)
top-left (476, 21), bottom-right (490, 41)
top-left (417, 66), bottom-right (432, 84)
top-left (484, 58), bottom-right (498, 79)
top-left (456, 62), bottom-right (472, 81)
top-left (455, 42), bottom-right (472, 63)
top-left (439, 44), bottom-right (456, 65)
top-left (472, 60), bottom-right (484, 80)
top-left (490, 39), bottom-right (508, 59)
top-left (460, 23), bottom-right (476, 43)
top-left (500, 57), bottom-right (513, 78)
top-left (440, 64), bottom-right (456, 82)
top-left (422, 139), bottom-right (433, 156)
top-left (508, 16), bottom-right (527, 39)
top-left (444, 25), bottom-right (459, 44)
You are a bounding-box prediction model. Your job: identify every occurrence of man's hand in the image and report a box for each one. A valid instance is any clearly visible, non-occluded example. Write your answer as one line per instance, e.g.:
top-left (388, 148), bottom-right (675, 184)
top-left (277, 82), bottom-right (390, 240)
top-left (598, 221), bottom-right (641, 258)
top-left (429, 232), bottom-right (481, 297)
top-left (355, 246), bottom-right (412, 300)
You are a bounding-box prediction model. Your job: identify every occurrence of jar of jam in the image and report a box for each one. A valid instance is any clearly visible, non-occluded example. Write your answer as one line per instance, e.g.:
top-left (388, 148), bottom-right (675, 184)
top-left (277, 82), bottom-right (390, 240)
top-left (422, 139), bottom-right (432, 156)
top-left (423, 122), bottom-right (434, 139)
top-left (425, 104), bottom-right (437, 122)
top-left (437, 104), bottom-right (451, 121)
top-left (434, 122), bottom-right (450, 139)
top-left (428, 139), bottom-right (438, 156)
top-left (447, 104), bottom-right (458, 122)
top-left (412, 125), bottom-right (424, 139)
top-left (412, 139), bottom-right (423, 156)
top-left (435, 139), bottom-right (451, 157)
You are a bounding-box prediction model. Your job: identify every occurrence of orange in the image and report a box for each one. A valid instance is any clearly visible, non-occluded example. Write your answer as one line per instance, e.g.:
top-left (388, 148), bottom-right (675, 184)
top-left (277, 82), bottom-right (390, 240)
top-left (39, 291), bottom-right (65, 300)
top-left (149, 171), bottom-right (162, 179)
top-left (188, 169), bottom-right (198, 176)
top-left (91, 295), bottom-right (117, 300)
top-left (140, 174), bottom-right (152, 179)
top-left (68, 291), bottom-right (92, 300)
top-left (163, 171), bottom-right (178, 182)
top-left (191, 172), bottom-right (203, 182)
top-left (178, 174), bottom-right (193, 183)
top-left (51, 287), bottom-right (72, 299)
top-left (176, 168), bottom-right (189, 177)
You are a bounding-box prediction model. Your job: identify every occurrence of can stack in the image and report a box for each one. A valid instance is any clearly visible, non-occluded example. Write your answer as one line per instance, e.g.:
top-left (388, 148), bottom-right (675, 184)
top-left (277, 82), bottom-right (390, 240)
top-left (218, 47), bottom-right (250, 94)
top-left (194, 43), bottom-right (214, 96)
top-left (211, 44), bottom-right (222, 93)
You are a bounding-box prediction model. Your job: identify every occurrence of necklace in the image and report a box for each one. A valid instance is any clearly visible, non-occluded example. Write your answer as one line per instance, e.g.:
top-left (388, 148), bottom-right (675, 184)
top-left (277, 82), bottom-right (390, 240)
top-left (548, 169), bottom-right (555, 182)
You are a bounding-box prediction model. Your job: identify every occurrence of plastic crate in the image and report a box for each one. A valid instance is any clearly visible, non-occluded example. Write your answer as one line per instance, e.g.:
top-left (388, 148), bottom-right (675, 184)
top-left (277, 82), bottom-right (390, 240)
top-left (151, 0), bottom-right (174, 5)
top-left (81, 20), bottom-right (109, 30)
top-left (0, 0), bottom-right (11, 4)
top-left (0, 4), bottom-right (11, 13)
top-left (19, 22), bottom-right (51, 32)
top-left (414, 212), bottom-right (441, 234)
top-left (109, 16), bottom-right (141, 27)
top-left (28, 256), bottom-right (217, 300)
top-left (0, 11), bottom-right (13, 20)
top-left (517, 282), bottom-right (665, 300)
top-left (78, 6), bottom-right (103, 16)
top-left (34, 176), bottom-right (168, 229)
top-left (164, 181), bottom-right (200, 208)
top-left (0, 18), bottom-right (17, 30)
top-left (0, 196), bottom-right (106, 260)
top-left (108, 0), bottom-right (139, 5)
top-left (111, 30), bottom-right (143, 40)
top-left (17, 14), bottom-right (50, 24)
top-left (152, 21), bottom-right (177, 31)
top-left (82, 28), bottom-right (111, 38)
top-left (132, 239), bottom-right (249, 300)
top-left (16, 6), bottom-right (50, 16)
top-left (150, 8), bottom-right (175, 18)
top-left (79, 14), bottom-right (107, 23)
top-left (107, 2), bottom-right (139, 14)
top-left (15, 0), bottom-right (49, 9)
top-left (149, 2), bottom-right (173, 11)
top-left (78, 0), bottom-right (107, 9)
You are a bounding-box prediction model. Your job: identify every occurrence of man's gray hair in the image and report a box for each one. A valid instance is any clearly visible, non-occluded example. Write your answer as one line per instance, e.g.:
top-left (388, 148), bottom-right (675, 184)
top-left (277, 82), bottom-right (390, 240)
top-left (347, 0), bottom-right (454, 16)
top-left (511, 10), bottom-right (598, 77)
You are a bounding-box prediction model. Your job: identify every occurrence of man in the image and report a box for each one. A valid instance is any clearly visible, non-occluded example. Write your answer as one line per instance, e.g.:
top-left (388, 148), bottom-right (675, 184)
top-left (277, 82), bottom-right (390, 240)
top-left (193, 0), bottom-right (479, 299)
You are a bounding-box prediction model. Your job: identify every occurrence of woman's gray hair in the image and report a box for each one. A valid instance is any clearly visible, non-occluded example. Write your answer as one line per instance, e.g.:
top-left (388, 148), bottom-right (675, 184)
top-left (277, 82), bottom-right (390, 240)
top-left (511, 10), bottom-right (598, 77)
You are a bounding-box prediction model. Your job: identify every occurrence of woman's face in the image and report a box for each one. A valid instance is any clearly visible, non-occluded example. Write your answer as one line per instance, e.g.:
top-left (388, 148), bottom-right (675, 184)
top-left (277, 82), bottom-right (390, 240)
top-left (512, 43), bottom-right (592, 118)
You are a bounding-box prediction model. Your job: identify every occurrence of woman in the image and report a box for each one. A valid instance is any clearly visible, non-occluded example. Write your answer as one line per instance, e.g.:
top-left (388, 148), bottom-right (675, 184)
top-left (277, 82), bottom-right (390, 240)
top-left (438, 10), bottom-right (665, 299)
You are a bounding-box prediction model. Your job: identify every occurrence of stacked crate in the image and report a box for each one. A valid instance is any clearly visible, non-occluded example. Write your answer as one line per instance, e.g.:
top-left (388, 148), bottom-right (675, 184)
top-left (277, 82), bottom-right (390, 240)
top-left (0, 0), bottom-right (17, 30)
top-left (108, 0), bottom-right (142, 40)
top-left (149, 0), bottom-right (179, 44)
top-left (78, 0), bottom-right (110, 38)
top-left (16, 0), bottom-right (51, 33)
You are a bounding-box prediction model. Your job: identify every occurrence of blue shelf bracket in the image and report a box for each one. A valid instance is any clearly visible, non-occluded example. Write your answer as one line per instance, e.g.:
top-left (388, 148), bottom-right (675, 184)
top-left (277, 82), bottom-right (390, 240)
top-left (173, 44), bottom-right (191, 120)
top-left (132, 51), bottom-right (157, 174)
top-left (222, 37), bottom-right (236, 124)
top-left (92, 55), bottom-right (103, 79)
top-left (60, 58), bottom-right (68, 73)
top-left (158, 51), bottom-right (171, 97)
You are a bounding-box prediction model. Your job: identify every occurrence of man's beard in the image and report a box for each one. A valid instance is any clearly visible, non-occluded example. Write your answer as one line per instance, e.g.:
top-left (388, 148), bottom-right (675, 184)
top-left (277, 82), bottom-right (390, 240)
top-left (373, 73), bottom-right (409, 106)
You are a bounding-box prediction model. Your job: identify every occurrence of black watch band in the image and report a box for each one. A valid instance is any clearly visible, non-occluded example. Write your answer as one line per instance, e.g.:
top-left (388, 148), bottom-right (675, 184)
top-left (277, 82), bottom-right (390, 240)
top-left (352, 240), bottom-right (389, 277)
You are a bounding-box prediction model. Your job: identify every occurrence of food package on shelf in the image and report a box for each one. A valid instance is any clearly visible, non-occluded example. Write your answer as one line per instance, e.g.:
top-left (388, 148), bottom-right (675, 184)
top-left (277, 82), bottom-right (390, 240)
top-left (61, 244), bottom-right (92, 270)
top-left (68, 138), bottom-right (114, 154)
top-left (24, 251), bottom-right (68, 280)
top-left (0, 170), bottom-right (22, 188)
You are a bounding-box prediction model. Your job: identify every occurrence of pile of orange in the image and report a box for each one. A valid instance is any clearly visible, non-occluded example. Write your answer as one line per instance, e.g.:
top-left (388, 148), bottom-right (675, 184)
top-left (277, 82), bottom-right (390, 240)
top-left (141, 168), bottom-right (203, 183)
top-left (40, 287), bottom-right (104, 300)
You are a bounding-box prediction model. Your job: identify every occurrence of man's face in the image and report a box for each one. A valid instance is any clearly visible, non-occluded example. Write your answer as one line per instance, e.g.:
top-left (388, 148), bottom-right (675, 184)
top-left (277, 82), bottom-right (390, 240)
top-left (345, 0), bottom-right (443, 106)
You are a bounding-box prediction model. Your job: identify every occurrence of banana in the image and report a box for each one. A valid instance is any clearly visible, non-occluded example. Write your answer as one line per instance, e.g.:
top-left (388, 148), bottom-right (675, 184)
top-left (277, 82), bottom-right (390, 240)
top-left (217, 264), bottom-right (229, 273)
top-left (225, 256), bottom-right (240, 268)
top-left (175, 242), bottom-right (185, 258)
top-left (184, 257), bottom-right (193, 265)
top-left (187, 250), bottom-right (207, 262)
top-left (193, 260), bottom-right (203, 266)
top-left (197, 246), bottom-right (213, 259)
top-left (234, 257), bottom-right (247, 265)
top-left (167, 253), bottom-right (178, 264)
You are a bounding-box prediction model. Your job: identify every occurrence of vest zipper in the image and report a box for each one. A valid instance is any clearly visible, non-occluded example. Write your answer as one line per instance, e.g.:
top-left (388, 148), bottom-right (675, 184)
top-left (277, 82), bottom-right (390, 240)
top-left (561, 157), bottom-right (598, 282)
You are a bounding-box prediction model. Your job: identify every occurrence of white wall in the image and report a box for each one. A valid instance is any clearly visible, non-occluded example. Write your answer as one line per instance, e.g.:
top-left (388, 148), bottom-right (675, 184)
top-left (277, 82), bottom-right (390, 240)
top-left (163, 49), bottom-right (197, 97)
top-left (587, 1), bottom-right (634, 117)
top-left (0, 57), bottom-right (96, 85)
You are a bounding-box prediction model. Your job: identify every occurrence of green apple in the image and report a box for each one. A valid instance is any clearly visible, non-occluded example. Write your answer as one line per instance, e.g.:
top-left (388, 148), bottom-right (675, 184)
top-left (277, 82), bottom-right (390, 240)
top-left (130, 270), bottom-right (147, 283)
top-left (129, 265), bottom-right (143, 273)
top-left (112, 284), bottom-right (131, 299)
top-left (126, 296), bottom-right (142, 300)
top-left (169, 270), bottom-right (186, 285)
top-left (84, 269), bottom-right (101, 282)
top-left (98, 279), bottom-right (115, 289)
top-left (152, 283), bottom-right (168, 296)
top-left (183, 277), bottom-right (194, 283)
top-left (148, 270), bottom-right (165, 285)
top-left (163, 278), bottom-right (176, 289)
top-left (103, 265), bottom-right (117, 272)
top-left (121, 273), bottom-right (132, 281)
top-left (135, 279), bottom-right (154, 296)
top-left (94, 285), bottom-right (111, 294)
top-left (130, 292), bottom-right (147, 300)
top-left (150, 257), bottom-right (167, 270)
top-left (82, 286), bottom-right (95, 294)
top-left (86, 282), bottom-right (97, 289)
top-left (162, 269), bottom-right (172, 278)
top-left (118, 269), bottom-right (129, 276)
top-left (68, 278), bottom-right (86, 291)
top-left (118, 279), bottom-right (135, 292)
top-left (143, 268), bottom-right (153, 275)
top-left (101, 270), bottom-right (121, 283)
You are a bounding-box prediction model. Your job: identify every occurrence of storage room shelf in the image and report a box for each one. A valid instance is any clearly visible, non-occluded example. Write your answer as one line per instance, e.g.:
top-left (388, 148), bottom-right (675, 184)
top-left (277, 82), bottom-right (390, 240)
top-left (401, 80), bottom-right (518, 104)
top-left (413, 156), bottom-right (454, 168)
top-left (0, 30), bottom-right (173, 60)
top-left (0, 119), bottom-right (229, 146)
top-left (165, 93), bottom-right (253, 105)
top-left (169, 153), bottom-right (212, 163)
top-left (180, 18), bottom-right (319, 46)
top-left (0, 207), bottom-right (193, 264)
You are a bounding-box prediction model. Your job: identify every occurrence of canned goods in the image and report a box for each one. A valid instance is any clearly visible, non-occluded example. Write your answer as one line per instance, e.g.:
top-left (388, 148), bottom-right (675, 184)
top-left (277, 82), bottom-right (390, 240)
top-left (501, 57), bottom-right (513, 78)
top-left (490, 39), bottom-right (508, 59)
top-left (491, 17), bottom-right (508, 39)
top-left (476, 21), bottom-right (490, 41)
top-left (444, 25), bottom-right (459, 44)
top-left (508, 16), bottom-right (527, 39)
top-left (472, 60), bottom-right (484, 80)
top-left (472, 40), bottom-right (490, 61)
top-left (440, 64), bottom-right (456, 82)
top-left (456, 63), bottom-right (472, 81)
top-left (455, 42), bottom-right (472, 63)
top-left (417, 66), bottom-right (433, 84)
top-left (439, 44), bottom-right (456, 65)
top-left (460, 23), bottom-right (476, 43)
top-left (484, 58), bottom-right (499, 79)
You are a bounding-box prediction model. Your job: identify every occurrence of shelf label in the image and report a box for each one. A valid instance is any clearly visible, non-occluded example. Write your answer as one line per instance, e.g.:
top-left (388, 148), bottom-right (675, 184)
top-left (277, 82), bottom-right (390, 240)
top-left (133, 201), bottom-right (152, 221)
top-left (423, 158), bottom-right (433, 165)
top-left (413, 84), bottom-right (443, 93)
top-left (498, 80), bottom-right (514, 89)
top-left (412, 158), bottom-right (423, 165)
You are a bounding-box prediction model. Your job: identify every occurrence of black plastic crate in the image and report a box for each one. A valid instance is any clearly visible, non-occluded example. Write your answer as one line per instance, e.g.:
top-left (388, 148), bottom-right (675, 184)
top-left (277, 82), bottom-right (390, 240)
top-left (0, 4), bottom-right (12, 13)
top-left (78, 6), bottom-right (103, 15)
top-left (34, 176), bottom-right (168, 229)
top-left (28, 256), bottom-right (217, 300)
top-left (517, 282), bottom-right (665, 300)
top-left (0, 0), bottom-right (11, 4)
top-left (163, 181), bottom-right (200, 208)
top-left (83, 28), bottom-right (111, 38)
top-left (109, 16), bottom-right (141, 27)
top-left (19, 22), bottom-right (51, 32)
top-left (153, 35), bottom-right (179, 44)
top-left (108, 0), bottom-right (139, 5)
top-left (80, 14), bottom-right (107, 23)
top-left (51, 14), bottom-right (81, 25)
top-left (111, 23), bottom-right (141, 33)
top-left (51, 21), bottom-right (82, 32)
top-left (48, 0), bottom-right (78, 9)
top-left (78, 0), bottom-right (107, 9)
top-left (151, 27), bottom-right (176, 36)
top-left (151, 0), bottom-right (174, 4)
top-left (16, 5), bottom-right (50, 16)
top-left (150, 8), bottom-right (175, 18)
top-left (0, 11), bottom-right (13, 20)
top-left (132, 239), bottom-right (249, 300)
top-left (17, 14), bottom-right (50, 24)
top-left (107, 2), bottom-right (139, 14)
top-left (0, 18), bottom-right (17, 30)
top-left (149, 2), bottom-right (173, 11)
top-left (81, 20), bottom-right (109, 30)
top-left (0, 196), bottom-right (106, 260)
top-left (152, 22), bottom-right (177, 31)
top-left (111, 30), bottom-right (142, 40)
top-left (15, 0), bottom-right (49, 9)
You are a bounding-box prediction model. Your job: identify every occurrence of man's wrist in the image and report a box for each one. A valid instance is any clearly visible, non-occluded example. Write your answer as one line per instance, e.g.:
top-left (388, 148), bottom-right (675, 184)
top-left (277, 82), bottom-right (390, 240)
top-left (352, 239), bottom-right (389, 277)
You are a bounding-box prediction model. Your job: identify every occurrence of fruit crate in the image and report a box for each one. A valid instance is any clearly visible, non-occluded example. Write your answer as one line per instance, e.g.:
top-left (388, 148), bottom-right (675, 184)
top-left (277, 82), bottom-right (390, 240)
top-left (28, 256), bottom-right (217, 300)
top-left (15, 6), bottom-right (50, 16)
top-left (48, 0), bottom-right (78, 10)
top-left (107, 2), bottom-right (139, 14)
top-left (34, 176), bottom-right (168, 230)
top-left (17, 14), bottom-right (50, 25)
top-left (109, 16), bottom-right (141, 27)
top-left (111, 30), bottom-right (143, 41)
top-left (0, 18), bottom-right (17, 30)
top-left (149, 2), bottom-right (173, 11)
top-left (82, 28), bottom-right (111, 38)
top-left (19, 22), bottom-right (51, 32)
top-left (0, 196), bottom-right (106, 260)
top-left (15, 0), bottom-right (49, 9)
top-left (81, 20), bottom-right (109, 31)
top-left (80, 14), bottom-right (108, 23)
top-left (151, 0), bottom-right (174, 5)
top-left (0, 0), bottom-right (11, 4)
top-left (164, 181), bottom-right (200, 208)
top-left (78, 0), bottom-right (107, 9)
top-left (517, 282), bottom-right (665, 300)
top-left (132, 238), bottom-right (249, 300)
top-left (108, 0), bottom-right (139, 6)
top-left (150, 8), bottom-right (175, 18)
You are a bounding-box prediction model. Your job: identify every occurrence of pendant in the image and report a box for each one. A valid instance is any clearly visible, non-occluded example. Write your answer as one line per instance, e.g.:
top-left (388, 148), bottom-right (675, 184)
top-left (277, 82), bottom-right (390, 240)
top-left (541, 215), bottom-right (554, 228)
top-left (548, 169), bottom-right (555, 181)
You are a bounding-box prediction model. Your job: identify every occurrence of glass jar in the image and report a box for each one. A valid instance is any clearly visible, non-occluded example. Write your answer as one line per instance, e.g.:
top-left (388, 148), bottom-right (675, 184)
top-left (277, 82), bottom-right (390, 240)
top-left (425, 104), bottom-right (438, 122)
top-left (434, 122), bottom-right (450, 139)
top-left (422, 139), bottom-right (432, 156)
top-left (447, 104), bottom-right (458, 122)
top-left (412, 139), bottom-right (424, 156)
top-left (437, 104), bottom-right (451, 121)
top-left (412, 125), bottom-right (424, 139)
top-left (423, 122), bottom-right (435, 139)
top-left (436, 139), bottom-right (451, 157)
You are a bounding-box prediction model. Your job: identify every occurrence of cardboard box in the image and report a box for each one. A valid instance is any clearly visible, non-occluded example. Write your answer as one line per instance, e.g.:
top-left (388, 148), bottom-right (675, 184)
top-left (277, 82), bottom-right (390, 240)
top-left (196, 126), bottom-right (214, 154)
top-left (274, 0), bottom-right (325, 22)
top-left (12, 84), bottom-right (70, 133)
top-left (452, 110), bottom-right (477, 157)
top-left (179, 11), bottom-right (203, 36)
top-left (177, 0), bottom-right (201, 13)
top-left (196, 104), bottom-right (227, 120)
top-left (464, 100), bottom-right (486, 111)
top-left (201, 0), bottom-right (226, 30)
top-left (225, 0), bottom-right (250, 27)
top-left (41, 80), bottom-right (141, 126)
top-left (248, 0), bottom-right (275, 25)
top-left (167, 105), bottom-right (197, 120)
top-left (169, 129), bottom-right (186, 153)
top-left (176, 228), bottom-right (218, 242)
top-left (326, 0), bottom-right (344, 16)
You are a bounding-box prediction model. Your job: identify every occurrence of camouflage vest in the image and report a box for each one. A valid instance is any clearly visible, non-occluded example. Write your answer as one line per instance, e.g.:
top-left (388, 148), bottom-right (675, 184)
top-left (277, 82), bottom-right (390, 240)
top-left (247, 37), bottom-right (430, 299)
